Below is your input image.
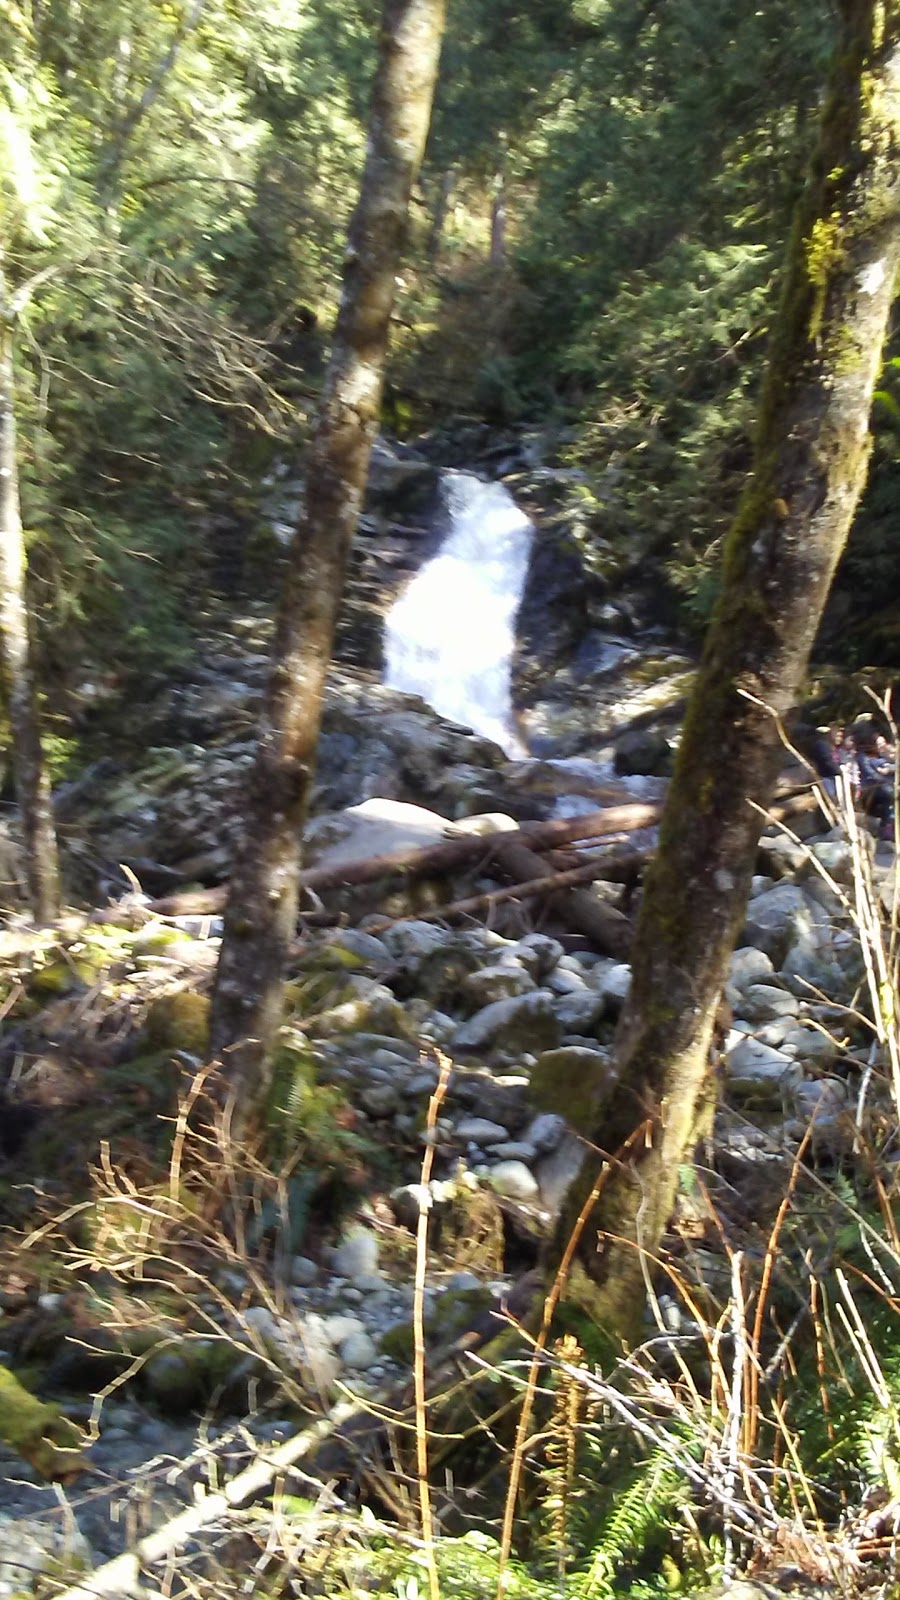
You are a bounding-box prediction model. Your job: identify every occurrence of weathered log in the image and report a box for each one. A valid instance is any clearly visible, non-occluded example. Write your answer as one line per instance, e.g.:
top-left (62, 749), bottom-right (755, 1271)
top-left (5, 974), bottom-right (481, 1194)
top-left (490, 836), bottom-right (633, 957)
top-left (146, 803), bottom-right (661, 917)
top-left (365, 846), bottom-right (648, 935)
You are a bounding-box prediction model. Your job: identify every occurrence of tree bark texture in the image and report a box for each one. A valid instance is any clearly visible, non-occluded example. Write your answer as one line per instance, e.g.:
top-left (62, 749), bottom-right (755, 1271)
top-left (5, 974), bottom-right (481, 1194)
top-left (555, 0), bottom-right (900, 1341)
top-left (208, 0), bottom-right (446, 1113)
top-left (0, 268), bottom-right (59, 923)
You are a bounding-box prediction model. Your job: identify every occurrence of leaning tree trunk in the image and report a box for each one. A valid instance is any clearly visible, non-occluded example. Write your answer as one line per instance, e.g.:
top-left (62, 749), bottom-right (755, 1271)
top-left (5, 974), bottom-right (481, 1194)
top-left (0, 263), bottom-right (60, 924)
top-left (209, 0), bottom-right (445, 1118)
top-left (554, 0), bottom-right (900, 1342)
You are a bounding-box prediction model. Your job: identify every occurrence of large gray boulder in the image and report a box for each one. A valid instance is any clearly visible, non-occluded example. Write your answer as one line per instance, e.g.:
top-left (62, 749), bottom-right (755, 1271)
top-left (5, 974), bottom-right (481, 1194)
top-left (742, 882), bottom-right (830, 966)
top-left (452, 992), bottom-right (560, 1056)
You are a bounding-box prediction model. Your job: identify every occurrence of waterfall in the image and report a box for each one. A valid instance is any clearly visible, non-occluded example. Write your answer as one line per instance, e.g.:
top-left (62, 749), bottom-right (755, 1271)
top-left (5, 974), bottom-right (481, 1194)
top-left (383, 471), bottom-right (534, 756)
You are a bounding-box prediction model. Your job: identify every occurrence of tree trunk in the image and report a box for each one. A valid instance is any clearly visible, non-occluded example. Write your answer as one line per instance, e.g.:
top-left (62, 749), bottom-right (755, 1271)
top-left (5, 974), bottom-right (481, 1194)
top-left (489, 136), bottom-right (508, 268)
top-left (208, 0), bottom-right (446, 1117)
top-left (554, 0), bottom-right (900, 1342)
top-left (427, 167), bottom-right (455, 262)
top-left (0, 265), bottom-right (60, 924)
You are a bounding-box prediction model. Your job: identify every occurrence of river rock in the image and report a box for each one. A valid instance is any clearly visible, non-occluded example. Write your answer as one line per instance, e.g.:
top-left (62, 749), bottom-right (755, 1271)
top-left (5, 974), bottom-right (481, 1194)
top-left (0, 1511), bottom-right (94, 1596)
top-left (340, 1331), bottom-right (378, 1371)
top-left (528, 1045), bottom-right (613, 1132)
top-left (740, 983), bottom-right (799, 1022)
top-left (613, 726), bottom-right (673, 776)
top-left (381, 919), bottom-right (451, 963)
top-left (779, 938), bottom-right (844, 997)
top-left (598, 962), bottom-right (631, 1013)
top-left (360, 1084), bottom-right (400, 1117)
top-left (333, 1229), bottom-right (380, 1278)
top-left (318, 928), bottom-right (394, 974)
top-left (463, 965), bottom-right (536, 1006)
top-left (290, 1256), bottom-right (319, 1287)
top-left (790, 1076), bottom-right (847, 1119)
top-left (779, 1022), bottom-right (840, 1065)
top-left (729, 947), bottom-right (776, 988)
top-left (508, 933), bottom-right (565, 978)
top-left (757, 832), bottom-right (808, 878)
top-left (535, 1132), bottom-right (586, 1213)
top-left (725, 1035), bottom-right (801, 1102)
top-left (487, 1161), bottom-right (540, 1201)
top-left (455, 1117), bottom-right (510, 1145)
top-left (553, 990), bottom-right (606, 1034)
top-left (304, 798), bottom-right (450, 871)
top-left (452, 992), bottom-right (560, 1056)
top-left (525, 1112), bottom-right (567, 1153)
top-left (742, 882), bottom-right (829, 965)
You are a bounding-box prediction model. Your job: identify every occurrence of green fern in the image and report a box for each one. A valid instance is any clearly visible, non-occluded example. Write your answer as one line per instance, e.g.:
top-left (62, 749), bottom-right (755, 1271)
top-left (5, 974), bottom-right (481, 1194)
top-left (578, 1441), bottom-right (689, 1598)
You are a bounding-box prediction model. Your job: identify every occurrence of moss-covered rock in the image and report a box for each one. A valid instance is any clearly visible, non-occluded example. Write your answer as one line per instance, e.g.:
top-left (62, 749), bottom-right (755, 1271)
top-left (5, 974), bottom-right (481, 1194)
top-left (144, 990), bottom-right (210, 1053)
top-left (0, 1364), bottom-right (84, 1479)
top-left (528, 1046), bottom-right (613, 1134)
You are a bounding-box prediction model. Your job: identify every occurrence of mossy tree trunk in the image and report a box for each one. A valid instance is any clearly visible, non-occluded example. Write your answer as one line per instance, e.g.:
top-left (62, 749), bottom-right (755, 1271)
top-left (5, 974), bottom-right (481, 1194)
top-left (0, 260), bottom-right (60, 924)
top-left (554, 0), bottom-right (900, 1343)
top-left (209, 0), bottom-right (445, 1118)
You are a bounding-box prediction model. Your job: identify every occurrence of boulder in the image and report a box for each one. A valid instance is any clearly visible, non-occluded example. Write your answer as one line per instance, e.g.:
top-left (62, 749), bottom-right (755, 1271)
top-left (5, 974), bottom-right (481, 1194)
top-left (528, 1045), bottom-right (613, 1133)
top-left (742, 882), bottom-right (830, 965)
top-left (757, 832), bottom-right (808, 879)
top-left (452, 992), bottom-right (560, 1057)
top-left (613, 727), bottom-right (673, 777)
top-left (729, 947), bottom-right (776, 989)
top-left (725, 1035), bottom-right (801, 1104)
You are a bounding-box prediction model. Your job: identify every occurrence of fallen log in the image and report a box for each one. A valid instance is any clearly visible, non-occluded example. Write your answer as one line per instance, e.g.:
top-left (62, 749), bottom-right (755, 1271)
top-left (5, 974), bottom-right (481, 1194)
top-left (365, 846), bottom-right (649, 937)
top-left (146, 802), bottom-right (661, 917)
top-left (489, 835), bottom-right (633, 957)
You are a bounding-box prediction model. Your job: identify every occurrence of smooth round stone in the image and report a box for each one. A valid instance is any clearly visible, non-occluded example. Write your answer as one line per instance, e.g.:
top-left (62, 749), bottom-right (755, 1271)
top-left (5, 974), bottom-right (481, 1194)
top-left (323, 1314), bottom-right (365, 1343)
top-left (341, 1331), bottom-right (378, 1370)
top-left (290, 1255), bottom-right (319, 1288)
top-left (333, 1230), bottom-right (379, 1278)
top-left (355, 1273), bottom-right (385, 1293)
top-left (486, 1141), bottom-right (537, 1162)
top-left (526, 1112), bottom-right (567, 1153)
top-left (361, 1084), bottom-right (399, 1117)
top-left (488, 1161), bottom-right (540, 1201)
top-left (455, 1117), bottom-right (509, 1144)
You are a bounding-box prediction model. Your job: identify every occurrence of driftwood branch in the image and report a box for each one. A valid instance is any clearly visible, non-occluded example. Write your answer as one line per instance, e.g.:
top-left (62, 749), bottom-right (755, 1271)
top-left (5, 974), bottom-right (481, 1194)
top-left (55, 1400), bottom-right (357, 1600)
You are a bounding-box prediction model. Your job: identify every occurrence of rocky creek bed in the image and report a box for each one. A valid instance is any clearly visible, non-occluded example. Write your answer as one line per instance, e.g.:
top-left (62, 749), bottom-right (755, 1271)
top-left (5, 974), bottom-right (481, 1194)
top-left (0, 578), bottom-right (893, 1595)
top-left (0, 790), bottom-right (892, 1592)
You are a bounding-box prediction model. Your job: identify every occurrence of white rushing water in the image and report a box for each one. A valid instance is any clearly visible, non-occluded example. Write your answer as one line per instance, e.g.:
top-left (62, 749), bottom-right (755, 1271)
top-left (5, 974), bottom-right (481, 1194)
top-left (383, 471), bottom-right (534, 756)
